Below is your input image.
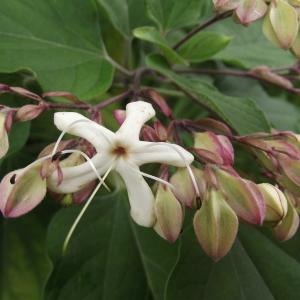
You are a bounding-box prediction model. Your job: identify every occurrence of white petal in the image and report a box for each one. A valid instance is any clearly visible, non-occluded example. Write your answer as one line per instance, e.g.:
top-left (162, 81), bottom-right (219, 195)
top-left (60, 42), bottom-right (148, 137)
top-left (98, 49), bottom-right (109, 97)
top-left (116, 101), bottom-right (155, 142)
top-left (54, 112), bottom-right (114, 151)
top-left (0, 113), bottom-right (8, 159)
top-left (132, 141), bottom-right (194, 167)
top-left (47, 153), bottom-right (113, 193)
top-left (116, 160), bottom-right (155, 227)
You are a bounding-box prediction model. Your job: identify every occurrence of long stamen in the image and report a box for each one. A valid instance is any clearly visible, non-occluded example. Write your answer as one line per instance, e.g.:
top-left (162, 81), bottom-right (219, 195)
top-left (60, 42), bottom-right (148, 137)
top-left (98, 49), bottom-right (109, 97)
top-left (128, 165), bottom-right (174, 189)
top-left (22, 154), bottom-right (54, 173)
top-left (60, 149), bottom-right (111, 192)
top-left (62, 161), bottom-right (115, 254)
top-left (148, 142), bottom-right (200, 197)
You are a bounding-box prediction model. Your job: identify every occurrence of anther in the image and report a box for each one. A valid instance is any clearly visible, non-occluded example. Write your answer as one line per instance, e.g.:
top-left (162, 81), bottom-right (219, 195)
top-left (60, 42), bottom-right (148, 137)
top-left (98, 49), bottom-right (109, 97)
top-left (10, 174), bottom-right (17, 184)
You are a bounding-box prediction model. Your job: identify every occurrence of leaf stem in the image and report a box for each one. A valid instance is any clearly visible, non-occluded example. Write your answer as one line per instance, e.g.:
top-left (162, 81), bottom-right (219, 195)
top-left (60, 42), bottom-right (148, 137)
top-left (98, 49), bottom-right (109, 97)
top-left (172, 11), bottom-right (233, 50)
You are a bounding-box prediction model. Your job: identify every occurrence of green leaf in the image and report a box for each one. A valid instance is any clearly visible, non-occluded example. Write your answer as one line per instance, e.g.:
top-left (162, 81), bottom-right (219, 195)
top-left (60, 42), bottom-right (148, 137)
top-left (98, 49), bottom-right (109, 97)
top-left (0, 213), bottom-right (51, 300)
top-left (216, 76), bottom-right (300, 132)
top-left (45, 190), bottom-right (179, 300)
top-left (166, 227), bottom-right (275, 300)
top-left (146, 54), bottom-right (271, 134)
top-left (146, 0), bottom-right (203, 32)
top-left (0, 0), bottom-right (114, 99)
top-left (213, 19), bottom-right (296, 68)
top-left (166, 224), bottom-right (300, 300)
top-left (133, 27), bottom-right (187, 65)
top-left (178, 32), bottom-right (232, 62)
top-left (97, 0), bottom-right (151, 39)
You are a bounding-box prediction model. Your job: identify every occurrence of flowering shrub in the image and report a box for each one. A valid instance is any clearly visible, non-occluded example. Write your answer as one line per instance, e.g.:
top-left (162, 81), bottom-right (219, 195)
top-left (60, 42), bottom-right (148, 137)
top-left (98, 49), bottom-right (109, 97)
top-left (2, 0), bottom-right (300, 299)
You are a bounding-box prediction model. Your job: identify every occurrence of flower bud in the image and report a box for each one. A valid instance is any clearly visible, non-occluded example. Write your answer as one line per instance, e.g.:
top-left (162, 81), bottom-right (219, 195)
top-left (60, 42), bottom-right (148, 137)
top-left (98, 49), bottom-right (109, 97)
top-left (235, 0), bottom-right (267, 25)
top-left (142, 125), bottom-right (160, 142)
top-left (154, 185), bottom-right (183, 242)
top-left (170, 167), bottom-right (198, 207)
top-left (263, 0), bottom-right (298, 49)
top-left (258, 183), bottom-right (288, 224)
top-left (113, 109), bottom-right (126, 125)
top-left (273, 193), bottom-right (299, 241)
top-left (0, 112), bottom-right (9, 159)
top-left (216, 169), bottom-right (265, 224)
top-left (213, 0), bottom-right (239, 12)
top-left (194, 131), bottom-right (234, 165)
top-left (0, 165), bottom-right (47, 217)
top-left (154, 121), bottom-right (168, 141)
top-left (251, 66), bottom-right (293, 89)
top-left (16, 104), bottom-right (45, 121)
top-left (147, 89), bottom-right (173, 118)
top-left (193, 188), bottom-right (238, 261)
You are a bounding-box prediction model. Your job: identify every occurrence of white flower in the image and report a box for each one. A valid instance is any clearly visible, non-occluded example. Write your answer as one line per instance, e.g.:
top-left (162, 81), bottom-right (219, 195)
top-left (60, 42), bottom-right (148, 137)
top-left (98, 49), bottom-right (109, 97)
top-left (48, 101), bottom-right (193, 227)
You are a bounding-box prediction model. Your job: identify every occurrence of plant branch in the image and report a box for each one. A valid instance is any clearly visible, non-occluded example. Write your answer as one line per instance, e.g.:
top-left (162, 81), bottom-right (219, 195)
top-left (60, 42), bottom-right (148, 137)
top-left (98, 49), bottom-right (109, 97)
top-left (173, 11), bottom-right (233, 50)
top-left (176, 68), bottom-right (300, 95)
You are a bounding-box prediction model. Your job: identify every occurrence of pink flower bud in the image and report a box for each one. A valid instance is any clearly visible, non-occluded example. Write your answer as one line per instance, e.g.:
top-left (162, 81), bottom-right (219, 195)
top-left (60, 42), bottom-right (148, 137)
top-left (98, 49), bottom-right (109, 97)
top-left (16, 104), bottom-right (45, 121)
top-left (193, 188), bottom-right (238, 261)
top-left (251, 66), bottom-right (293, 89)
top-left (235, 0), bottom-right (267, 25)
top-left (148, 89), bottom-right (173, 118)
top-left (194, 131), bottom-right (234, 165)
top-left (216, 169), bottom-right (265, 224)
top-left (113, 109), bottom-right (126, 125)
top-left (142, 125), bottom-right (160, 142)
top-left (154, 185), bottom-right (183, 243)
top-left (0, 165), bottom-right (47, 217)
top-left (9, 86), bottom-right (42, 101)
top-left (154, 121), bottom-right (168, 141)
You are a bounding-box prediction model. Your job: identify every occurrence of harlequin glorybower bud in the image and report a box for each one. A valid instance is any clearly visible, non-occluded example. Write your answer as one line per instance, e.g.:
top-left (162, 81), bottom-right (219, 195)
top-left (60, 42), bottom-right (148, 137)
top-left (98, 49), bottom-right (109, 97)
top-left (273, 191), bottom-right (299, 241)
top-left (154, 184), bottom-right (183, 243)
top-left (263, 0), bottom-right (298, 49)
top-left (258, 183), bottom-right (288, 225)
top-left (194, 131), bottom-right (234, 165)
top-left (193, 187), bottom-right (238, 261)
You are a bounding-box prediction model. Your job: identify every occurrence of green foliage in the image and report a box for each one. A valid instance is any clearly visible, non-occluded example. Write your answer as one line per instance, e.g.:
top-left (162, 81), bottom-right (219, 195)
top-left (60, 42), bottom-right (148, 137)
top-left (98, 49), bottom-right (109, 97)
top-left (0, 0), bottom-right (114, 98)
top-left (0, 0), bottom-right (300, 299)
top-left (146, 54), bottom-right (271, 134)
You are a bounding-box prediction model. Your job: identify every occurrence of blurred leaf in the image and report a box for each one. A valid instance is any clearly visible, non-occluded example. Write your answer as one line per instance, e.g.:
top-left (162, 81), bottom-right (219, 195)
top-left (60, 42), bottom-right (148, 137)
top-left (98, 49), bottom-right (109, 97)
top-left (216, 76), bottom-right (300, 132)
top-left (0, 213), bottom-right (51, 300)
top-left (0, 0), bottom-right (114, 99)
top-left (146, 54), bottom-right (271, 134)
top-left (133, 27), bottom-right (187, 65)
top-left (97, 0), bottom-right (150, 39)
top-left (146, 0), bottom-right (203, 32)
top-left (178, 32), bottom-right (232, 62)
top-left (213, 19), bottom-right (296, 68)
top-left (45, 189), bottom-right (179, 300)
top-left (166, 224), bottom-right (300, 300)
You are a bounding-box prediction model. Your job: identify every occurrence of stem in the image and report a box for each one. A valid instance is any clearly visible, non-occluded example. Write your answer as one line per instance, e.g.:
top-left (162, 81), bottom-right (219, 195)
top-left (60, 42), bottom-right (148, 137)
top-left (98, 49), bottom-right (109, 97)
top-left (95, 90), bottom-right (132, 110)
top-left (176, 68), bottom-right (300, 95)
top-left (173, 11), bottom-right (233, 50)
top-left (105, 55), bottom-right (134, 76)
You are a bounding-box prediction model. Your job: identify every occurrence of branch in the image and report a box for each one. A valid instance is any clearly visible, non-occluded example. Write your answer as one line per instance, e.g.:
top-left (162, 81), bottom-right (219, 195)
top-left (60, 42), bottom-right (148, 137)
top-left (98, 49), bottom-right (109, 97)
top-left (176, 68), bottom-right (300, 95)
top-left (173, 11), bottom-right (233, 50)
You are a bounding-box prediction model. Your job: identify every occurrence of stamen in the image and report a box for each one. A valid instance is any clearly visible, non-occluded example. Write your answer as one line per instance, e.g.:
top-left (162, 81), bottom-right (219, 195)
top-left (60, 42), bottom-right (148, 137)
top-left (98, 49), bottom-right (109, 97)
top-left (62, 161), bottom-right (115, 254)
top-left (148, 142), bottom-right (200, 197)
top-left (60, 149), bottom-right (111, 192)
top-left (128, 165), bottom-right (174, 189)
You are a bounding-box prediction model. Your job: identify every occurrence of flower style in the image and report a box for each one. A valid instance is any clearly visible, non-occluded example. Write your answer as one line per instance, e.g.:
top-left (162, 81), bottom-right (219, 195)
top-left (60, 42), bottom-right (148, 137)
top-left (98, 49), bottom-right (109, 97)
top-left (0, 101), bottom-right (193, 229)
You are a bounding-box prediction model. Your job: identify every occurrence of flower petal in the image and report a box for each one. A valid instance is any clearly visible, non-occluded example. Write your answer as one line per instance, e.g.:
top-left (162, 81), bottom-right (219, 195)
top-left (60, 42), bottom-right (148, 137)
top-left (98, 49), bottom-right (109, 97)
top-left (116, 161), bottom-right (155, 227)
top-left (54, 112), bottom-right (114, 151)
top-left (0, 166), bottom-right (47, 217)
top-left (47, 153), bottom-right (113, 193)
top-left (116, 101), bottom-right (155, 142)
top-left (0, 112), bottom-right (9, 159)
top-left (132, 141), bottom-right (194, 167)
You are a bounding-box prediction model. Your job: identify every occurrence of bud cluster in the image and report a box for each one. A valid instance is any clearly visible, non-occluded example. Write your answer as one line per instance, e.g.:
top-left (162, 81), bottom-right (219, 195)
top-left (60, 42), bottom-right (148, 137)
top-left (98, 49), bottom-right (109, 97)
top-left (213, 0), bottom-right (300, 56)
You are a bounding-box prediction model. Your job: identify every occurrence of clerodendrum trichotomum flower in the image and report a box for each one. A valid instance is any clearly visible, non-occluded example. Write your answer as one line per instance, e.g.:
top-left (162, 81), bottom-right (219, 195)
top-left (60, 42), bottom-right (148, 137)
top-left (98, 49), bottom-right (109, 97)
top-left (0, 101), bottom-right (194, 250)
